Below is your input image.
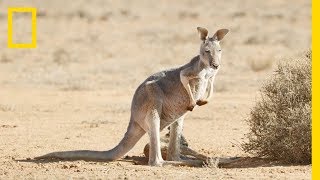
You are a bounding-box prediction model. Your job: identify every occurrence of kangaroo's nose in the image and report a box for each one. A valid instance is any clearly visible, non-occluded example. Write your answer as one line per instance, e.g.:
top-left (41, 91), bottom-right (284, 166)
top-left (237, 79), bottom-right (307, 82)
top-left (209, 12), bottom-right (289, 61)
top-left (212, 63), bottom-right (219, 69)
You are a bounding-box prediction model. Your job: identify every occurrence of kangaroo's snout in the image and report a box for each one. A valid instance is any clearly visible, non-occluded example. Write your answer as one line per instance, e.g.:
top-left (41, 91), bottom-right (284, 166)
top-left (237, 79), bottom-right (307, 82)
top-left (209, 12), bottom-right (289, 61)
top-left (211, 63), bottom-right (220, 69)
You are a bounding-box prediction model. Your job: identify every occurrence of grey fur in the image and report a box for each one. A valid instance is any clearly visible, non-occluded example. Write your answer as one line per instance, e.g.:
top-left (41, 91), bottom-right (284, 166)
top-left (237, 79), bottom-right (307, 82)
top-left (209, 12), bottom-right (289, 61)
top-left (35, 27), bottom-right (229, 166)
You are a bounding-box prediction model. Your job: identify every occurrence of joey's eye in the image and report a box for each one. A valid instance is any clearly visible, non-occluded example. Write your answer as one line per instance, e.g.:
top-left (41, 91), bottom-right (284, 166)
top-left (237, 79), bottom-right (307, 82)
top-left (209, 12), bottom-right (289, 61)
top-left (218, 49), bottom-right (222, 52)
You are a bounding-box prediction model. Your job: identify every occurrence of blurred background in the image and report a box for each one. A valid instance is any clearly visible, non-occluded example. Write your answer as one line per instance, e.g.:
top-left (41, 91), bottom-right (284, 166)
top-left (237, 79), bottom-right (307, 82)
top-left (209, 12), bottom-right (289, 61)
top-left (0, 0), bottom-right (311, 92)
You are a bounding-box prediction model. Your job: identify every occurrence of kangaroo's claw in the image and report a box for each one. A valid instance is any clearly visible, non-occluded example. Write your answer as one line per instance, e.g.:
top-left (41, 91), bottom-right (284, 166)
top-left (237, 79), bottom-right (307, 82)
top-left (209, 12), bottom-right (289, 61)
top-left (196, 100), bottom-right (208, 106)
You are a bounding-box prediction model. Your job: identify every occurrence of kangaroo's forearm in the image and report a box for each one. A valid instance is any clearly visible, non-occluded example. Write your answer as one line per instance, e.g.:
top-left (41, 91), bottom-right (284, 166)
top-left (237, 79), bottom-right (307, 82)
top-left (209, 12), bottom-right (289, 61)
top-left (205, 78), bottom-right (214, 100)
top-left (180, 69), bottom-right (196, 103)
top-left (180, 76), bottom-right (195, 103)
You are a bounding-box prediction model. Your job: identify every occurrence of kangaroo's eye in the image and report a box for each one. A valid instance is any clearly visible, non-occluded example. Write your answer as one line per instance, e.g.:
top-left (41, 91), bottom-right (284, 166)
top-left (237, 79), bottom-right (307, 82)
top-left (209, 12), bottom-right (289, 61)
top-left (218, 49), bottom-right (222, 52)
top-left (205, 50), bottom-right (210, 52)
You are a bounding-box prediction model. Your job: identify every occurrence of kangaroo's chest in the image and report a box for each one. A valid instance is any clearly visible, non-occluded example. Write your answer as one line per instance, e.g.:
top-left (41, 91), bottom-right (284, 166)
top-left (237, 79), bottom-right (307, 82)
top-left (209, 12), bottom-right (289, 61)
top-left (200, 68), bottom-right (216, 79)
top-left (190, 68), bottom-right (216, 99)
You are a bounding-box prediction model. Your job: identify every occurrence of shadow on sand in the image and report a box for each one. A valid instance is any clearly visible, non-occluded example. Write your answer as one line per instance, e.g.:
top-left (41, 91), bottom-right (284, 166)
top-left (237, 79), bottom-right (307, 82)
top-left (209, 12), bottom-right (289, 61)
top-left (16, 155), bottom-right (292, 168)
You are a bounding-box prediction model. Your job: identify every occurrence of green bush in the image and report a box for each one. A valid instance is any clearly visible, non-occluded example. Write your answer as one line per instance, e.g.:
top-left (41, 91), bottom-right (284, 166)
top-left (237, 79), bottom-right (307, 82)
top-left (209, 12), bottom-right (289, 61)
top-left (242, 51), bottom-right (311, 164)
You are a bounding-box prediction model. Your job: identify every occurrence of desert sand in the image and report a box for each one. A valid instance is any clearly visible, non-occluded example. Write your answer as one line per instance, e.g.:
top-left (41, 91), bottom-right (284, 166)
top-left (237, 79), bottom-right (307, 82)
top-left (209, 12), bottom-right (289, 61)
top-left (0, 0), bottom-right (311, 179)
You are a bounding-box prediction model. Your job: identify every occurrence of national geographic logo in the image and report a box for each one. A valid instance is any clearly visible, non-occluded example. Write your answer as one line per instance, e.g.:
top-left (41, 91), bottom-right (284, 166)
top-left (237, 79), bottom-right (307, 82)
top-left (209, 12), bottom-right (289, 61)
top-left (7, 7), bottom-right (37, 48)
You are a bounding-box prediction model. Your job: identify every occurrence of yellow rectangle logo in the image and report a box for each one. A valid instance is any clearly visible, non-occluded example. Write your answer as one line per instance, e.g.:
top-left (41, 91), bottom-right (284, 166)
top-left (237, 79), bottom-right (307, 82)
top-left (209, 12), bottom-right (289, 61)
top-left (8, 7), bottom-right (37, 48)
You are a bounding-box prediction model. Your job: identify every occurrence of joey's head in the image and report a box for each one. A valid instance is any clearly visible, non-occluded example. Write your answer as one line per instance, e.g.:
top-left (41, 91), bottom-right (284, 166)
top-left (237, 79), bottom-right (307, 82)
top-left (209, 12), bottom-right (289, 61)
top-left (197, 27), bottom-right (229, 69)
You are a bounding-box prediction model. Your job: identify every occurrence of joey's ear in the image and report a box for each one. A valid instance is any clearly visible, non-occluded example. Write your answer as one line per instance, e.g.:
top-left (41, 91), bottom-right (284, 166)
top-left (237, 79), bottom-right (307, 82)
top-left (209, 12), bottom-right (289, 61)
top-left (213, 29), bottom-right (229, 41)
top-left (197, 27), bottom-right (208, 41)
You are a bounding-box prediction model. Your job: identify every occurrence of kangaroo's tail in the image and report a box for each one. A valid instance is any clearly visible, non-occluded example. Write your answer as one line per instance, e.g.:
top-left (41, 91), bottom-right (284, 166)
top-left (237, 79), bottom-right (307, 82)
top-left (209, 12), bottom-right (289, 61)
top-left (34, 121), bottom-right (146, 161)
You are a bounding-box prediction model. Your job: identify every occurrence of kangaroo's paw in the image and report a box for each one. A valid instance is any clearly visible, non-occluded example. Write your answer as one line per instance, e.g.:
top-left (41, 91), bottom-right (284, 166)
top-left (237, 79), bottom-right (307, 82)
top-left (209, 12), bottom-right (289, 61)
top-left (196, 100), bottom-right (208, 106)
top-left (186, 104), bottom-right (195, 111)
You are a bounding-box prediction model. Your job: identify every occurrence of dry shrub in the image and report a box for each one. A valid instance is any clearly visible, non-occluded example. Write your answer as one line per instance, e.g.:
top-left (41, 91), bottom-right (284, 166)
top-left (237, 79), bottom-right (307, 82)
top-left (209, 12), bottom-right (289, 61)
top-left (242, 50), bottom-right (311, 164)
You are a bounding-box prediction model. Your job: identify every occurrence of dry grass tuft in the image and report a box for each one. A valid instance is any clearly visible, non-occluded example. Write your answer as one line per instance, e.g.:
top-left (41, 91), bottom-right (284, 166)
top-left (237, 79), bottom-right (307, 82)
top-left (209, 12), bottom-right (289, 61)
top-left (249, 58), bottom-right (273, 72)
top-left (242, 50), bottom-right (311, 164)
top-left (53, 49), bottom-right (71, 65)
top-left (0, 54), bottom-right (13, 63)
top-left (60, 79), bottom-right (91, 91)
top-left (0, 104), bottom-right (15, 112)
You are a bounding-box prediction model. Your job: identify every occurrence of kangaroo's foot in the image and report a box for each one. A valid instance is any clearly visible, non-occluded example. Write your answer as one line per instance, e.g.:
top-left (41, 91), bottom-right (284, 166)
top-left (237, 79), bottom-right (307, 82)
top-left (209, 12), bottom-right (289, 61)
top-left (166, 153), bottom-right (181, 161)
top-left (149, 159), bottom-right (165, 167)
top-left (196, 100), bottom-right (208, 106)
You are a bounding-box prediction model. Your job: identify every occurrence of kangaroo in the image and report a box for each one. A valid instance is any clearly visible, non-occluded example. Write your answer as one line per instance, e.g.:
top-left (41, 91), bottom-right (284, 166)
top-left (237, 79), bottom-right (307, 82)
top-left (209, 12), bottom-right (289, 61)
top-left (35, 27), bottom-right (229, 166)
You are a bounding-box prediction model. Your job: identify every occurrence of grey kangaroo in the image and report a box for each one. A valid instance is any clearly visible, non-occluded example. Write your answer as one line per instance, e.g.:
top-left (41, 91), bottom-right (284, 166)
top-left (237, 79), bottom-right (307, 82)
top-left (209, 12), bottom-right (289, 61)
top-left (35, 27), bottom-right (229, 166)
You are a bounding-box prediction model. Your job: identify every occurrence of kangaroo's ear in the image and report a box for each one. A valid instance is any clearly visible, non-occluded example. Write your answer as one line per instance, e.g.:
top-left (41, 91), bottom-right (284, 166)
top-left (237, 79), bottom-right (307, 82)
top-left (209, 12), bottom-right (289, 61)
top-left (213, 29), bottom-right (229, 41)
top-left (197, 27), bottom-right (208, 41)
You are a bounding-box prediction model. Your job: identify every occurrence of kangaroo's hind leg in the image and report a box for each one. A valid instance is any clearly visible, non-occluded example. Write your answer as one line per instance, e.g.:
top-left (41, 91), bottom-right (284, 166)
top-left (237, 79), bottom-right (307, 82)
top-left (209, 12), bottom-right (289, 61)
top-left (166, 117), bottom-right (184, 161)
top-left (146, 108), bottom-right (164, 166)
top-left (144, 81), bottom-right (165, 166)
top-left (143, 81), bottom-right (201, 167)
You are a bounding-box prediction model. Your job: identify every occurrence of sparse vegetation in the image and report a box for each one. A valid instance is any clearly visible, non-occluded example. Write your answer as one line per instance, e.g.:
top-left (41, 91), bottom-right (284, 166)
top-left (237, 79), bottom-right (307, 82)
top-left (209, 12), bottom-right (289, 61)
top-left (242, 51), bottom-right (311, 164)
top-left (60, 79), bottom-right (91, 91)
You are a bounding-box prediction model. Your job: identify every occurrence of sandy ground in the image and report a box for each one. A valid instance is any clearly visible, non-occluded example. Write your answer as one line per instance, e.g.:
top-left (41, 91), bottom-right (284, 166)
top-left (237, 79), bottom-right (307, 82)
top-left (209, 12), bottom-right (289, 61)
top-left (0, 0), bottom-right (311, 179)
